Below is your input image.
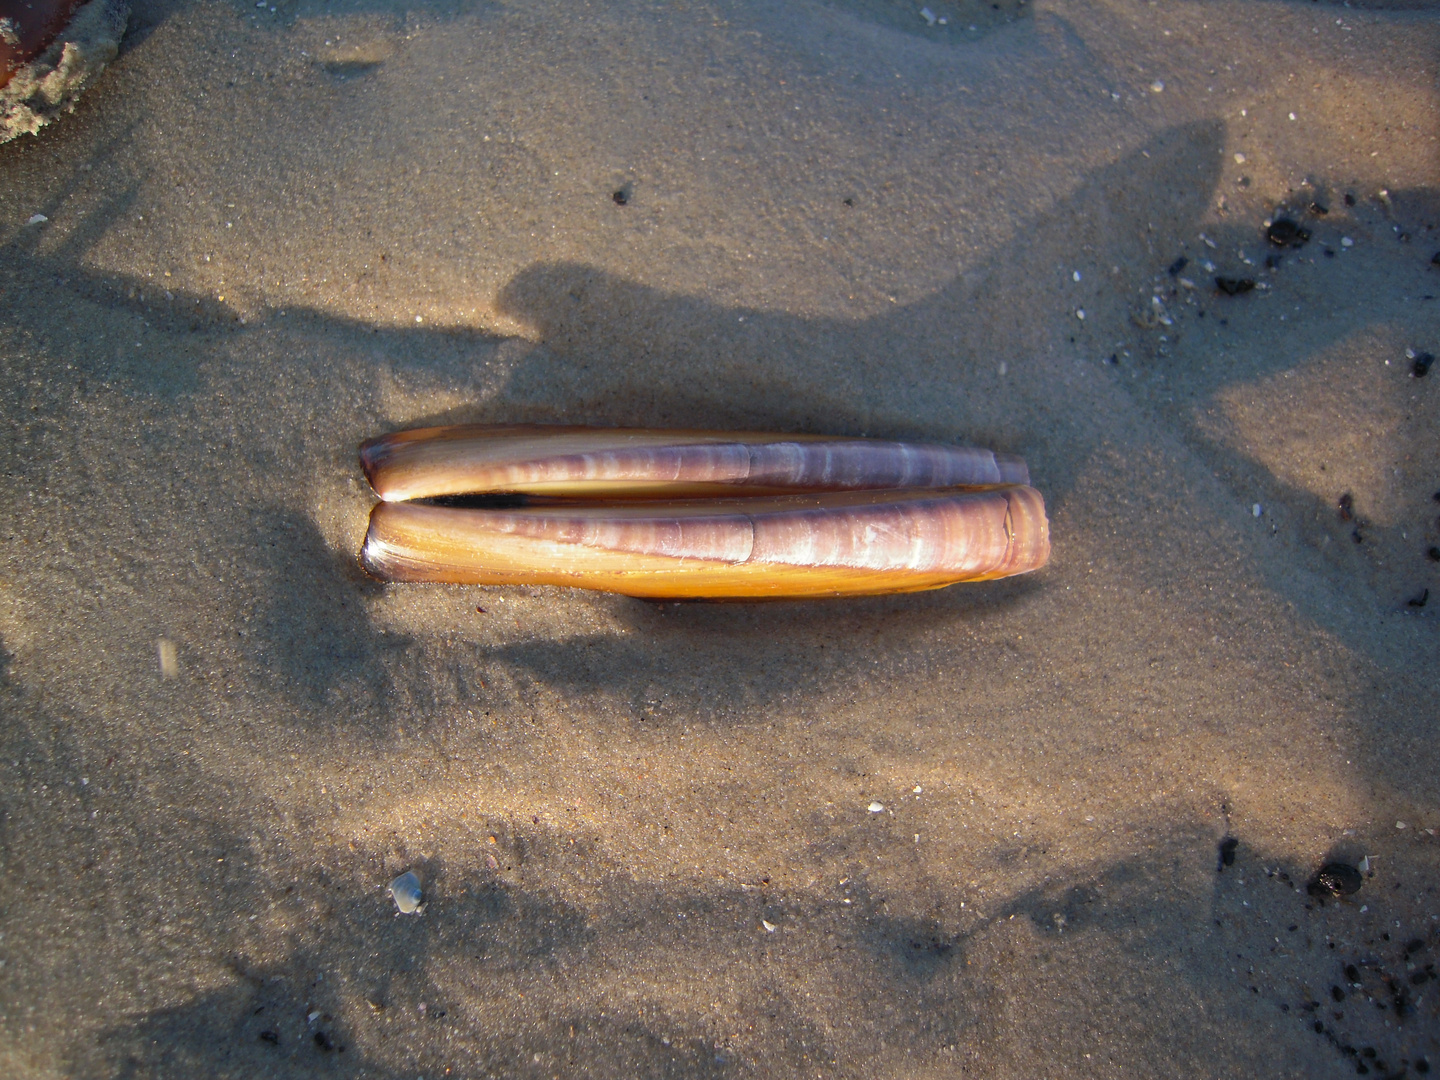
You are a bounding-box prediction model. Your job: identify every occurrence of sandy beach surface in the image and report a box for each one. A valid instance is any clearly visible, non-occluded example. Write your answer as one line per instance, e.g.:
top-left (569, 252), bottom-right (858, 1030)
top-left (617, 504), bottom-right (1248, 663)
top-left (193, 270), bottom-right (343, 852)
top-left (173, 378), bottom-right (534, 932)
top-left (1, 0), bottom-right (1438, 1075)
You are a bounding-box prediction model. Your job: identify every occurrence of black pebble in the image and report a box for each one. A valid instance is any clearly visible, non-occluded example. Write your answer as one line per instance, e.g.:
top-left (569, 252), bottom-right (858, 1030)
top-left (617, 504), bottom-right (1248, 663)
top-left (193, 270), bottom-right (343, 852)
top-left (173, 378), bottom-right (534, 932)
top-left (1431, 251), bottom-right (1440, 267)
top-left (1216, 276), bottom-right (1255, 295)
top-left (612, 188), bottom-right (629, 206)
top-left (1218, 836), bottom-right (1239, 870)
top-left (1411, 351), bottom-right (1434, 377)
top-left (1315, 1020), bottom-right (1326, 1033)
top-left (259, 1031), bottom-right (280, 1045)
top-left (1417, 1058), bottom-right (1431, 1074)
top-left (314, 1031), bottom-right (336, 1052)
top-left (1332, 985), bottom-right (1346, 1002)
top-left (1346, 963), bottom-right (1362, 982)
top-left (1310, 201), bottom-right (1329, 216)
top-left (843, 197), bottom-right (854, 206)
top-left (1168, 255), bottom-right (1189, 276)
top-left (1265, 253), bottom-right (1282, 270)
top-left (1325, 248), bottom-right (1336, 258)
top-left (1338, 492), bottom-right (1354, 521)
top-left (1408, 588), bottom-right (1428, 608)
top-left (1345, 193), bottom-right (1357, 206)
top-left (1412, 971), bottom-right (1430, 985)
top-left (1309, 862), bottom-right (1364, 899)
top-left (1427, 547), bottom-right (1440, 562)
top-left (1406, 938), bottom-right (1426, 954)
top-left (1267, 218), bottom-right (1311, 248)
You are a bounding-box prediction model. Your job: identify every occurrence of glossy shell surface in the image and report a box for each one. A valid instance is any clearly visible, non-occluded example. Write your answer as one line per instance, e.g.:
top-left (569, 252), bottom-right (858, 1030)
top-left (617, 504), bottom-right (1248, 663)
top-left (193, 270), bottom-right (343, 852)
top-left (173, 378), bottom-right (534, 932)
top-left (360, 424), bottom-right (1029, 502)
top-left (358, 424), bottom-right (1049, 599)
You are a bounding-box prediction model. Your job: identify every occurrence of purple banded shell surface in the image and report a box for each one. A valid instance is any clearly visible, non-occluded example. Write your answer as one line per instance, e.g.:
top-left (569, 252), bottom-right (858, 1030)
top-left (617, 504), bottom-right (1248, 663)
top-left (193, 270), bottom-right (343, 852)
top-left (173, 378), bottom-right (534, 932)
top-left (361, 486), bottom-right (1050, 598)
top-left (360, 424), bottom-right (1030, 503)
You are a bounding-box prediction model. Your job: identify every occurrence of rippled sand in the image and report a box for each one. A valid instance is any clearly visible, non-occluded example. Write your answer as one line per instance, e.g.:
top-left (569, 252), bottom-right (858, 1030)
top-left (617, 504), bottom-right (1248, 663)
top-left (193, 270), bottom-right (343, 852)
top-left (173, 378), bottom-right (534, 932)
top-left (0, 0), bottom-right (1436, 1076)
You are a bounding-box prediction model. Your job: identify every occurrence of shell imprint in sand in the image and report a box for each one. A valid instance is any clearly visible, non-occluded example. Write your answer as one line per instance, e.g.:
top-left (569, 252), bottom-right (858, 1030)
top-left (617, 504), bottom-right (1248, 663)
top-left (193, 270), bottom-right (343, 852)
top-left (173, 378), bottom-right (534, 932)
top-left (358, 425), bottom-right (1050, 599)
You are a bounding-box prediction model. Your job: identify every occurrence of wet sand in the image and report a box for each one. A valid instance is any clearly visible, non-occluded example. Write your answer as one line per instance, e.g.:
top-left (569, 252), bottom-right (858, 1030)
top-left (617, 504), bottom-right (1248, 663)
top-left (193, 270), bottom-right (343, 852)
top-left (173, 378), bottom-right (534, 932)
top-left (0, 0), bottom-right (1437, 1076)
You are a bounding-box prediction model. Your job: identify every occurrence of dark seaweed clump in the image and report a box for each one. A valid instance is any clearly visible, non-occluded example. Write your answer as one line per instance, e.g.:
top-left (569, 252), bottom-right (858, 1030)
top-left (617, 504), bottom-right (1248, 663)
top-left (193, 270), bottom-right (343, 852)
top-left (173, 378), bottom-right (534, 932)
top-left (1215, 276), bottom-right (1255, 296)
top-left (1308, 862), bottom-right (1363, 900)
top-left (1266, 217), bottom-right (1311, 248)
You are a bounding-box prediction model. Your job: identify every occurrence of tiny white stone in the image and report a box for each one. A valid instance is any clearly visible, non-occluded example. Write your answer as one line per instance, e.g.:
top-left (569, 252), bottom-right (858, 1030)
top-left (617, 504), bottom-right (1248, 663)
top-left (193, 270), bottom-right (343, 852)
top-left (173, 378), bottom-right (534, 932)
top-left (1288, 112), bottom-right (1296, 121)
top-left (998, 361), bottom-right (1007, 376)
top-left (389, 870), bottom-right (423, 914)
top-left (415, 315), bottom-right (423, 323)
top-left (761, 920), bottom-right (776, 932)
top-left (919, 6), bottom-right (937, 26)
top-left (1150, 80), bottom-right (1164, 93)
top-left (1360, 905), bottom-right (1368, 913)
top-left (1075, 309), bottom-right (1085, 320)
top-left (1341, 237), bottom-right (1354, 247)
top-left (1358, 856), bottom-right (1370, 873)
top-left (1233, 153), bottom-right (1246, 164)
top-left (868, 802), bottom-right (885, 813)
top-left (26, 213), bottom-right (48, 226)
top-left (1252, 503), bottom-right (1262, 517)
top-left (1072, 270), bottom-right (1081, 282)
top-left (1397, 821), bottom-right (1408, 829)
top-left (913, 785), bottom-right (922, 793)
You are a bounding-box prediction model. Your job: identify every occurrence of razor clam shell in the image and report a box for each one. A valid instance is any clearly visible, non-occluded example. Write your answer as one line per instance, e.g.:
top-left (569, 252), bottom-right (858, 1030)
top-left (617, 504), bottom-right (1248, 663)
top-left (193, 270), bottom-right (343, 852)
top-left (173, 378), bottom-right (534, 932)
top-left (361, 486), bottom-right (1049, 599)
top-left (360, 424), bottom-right (1029, 502)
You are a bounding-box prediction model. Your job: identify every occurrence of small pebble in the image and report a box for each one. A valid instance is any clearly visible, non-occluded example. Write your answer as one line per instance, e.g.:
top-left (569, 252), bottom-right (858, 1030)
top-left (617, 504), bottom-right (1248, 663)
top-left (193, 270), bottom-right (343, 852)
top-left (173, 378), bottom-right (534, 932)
top-left (1150, 80), bottom-right (1165, 93)
top-left (761, 919), bottom-right (776, 932)
top-left (25, 213), bottom-right (47, 226)
top-left (1072, 270), bottom-right (1081, 282)
top-left (868, 802), bottom-right (885, 813)
top-left (1075, 309), bottom-right (1085, 320)
top-left (919, 6), bottom-right (937, 26)
top-left (1252, 503), bottom-right (1263, 517)
top-left (1215, 276), bottom-right (1255, 295)
top-left (1341, 236), bottom-right (1354, 248)
top-left (1233, 152), bottom-right (1246, 164)
top-left (389, 871), bottom-right (423, 914)
top-left (1409, 350), bottom-right (1433, 378)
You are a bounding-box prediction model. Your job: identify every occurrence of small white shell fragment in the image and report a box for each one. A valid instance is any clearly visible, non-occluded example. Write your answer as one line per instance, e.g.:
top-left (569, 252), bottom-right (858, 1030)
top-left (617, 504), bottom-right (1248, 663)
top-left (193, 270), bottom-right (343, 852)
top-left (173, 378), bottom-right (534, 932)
top-left (26, 213), bottom-right (47, 226)
top-left (157, 639), bottom-right (179, 679)
top-left (1076, 309), bottom-right (1086, 320)
top-left (389, 871), bottom-right (423, 914)
top-left (1252, 504), bottom-right (1263, 517)
top-left (761, 920), bottom-right (777, 932)
top-left (1072, 270), bottom-right (1081, 282)
top-left (868, 802), bottom-right (885, 813)
top-left (1233, 153), bottom-right (1246, 164)
top-left (1150, 80), bottom-right (1164, 93)
top-left (913, 786), bottom-right (923, 793)
top-left (919, 6), bottom-right (937, 26)
top-left (1341, 237), bottom-right (1354, 247)
top-left (1397, 821), bottom-right (1408, 829)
